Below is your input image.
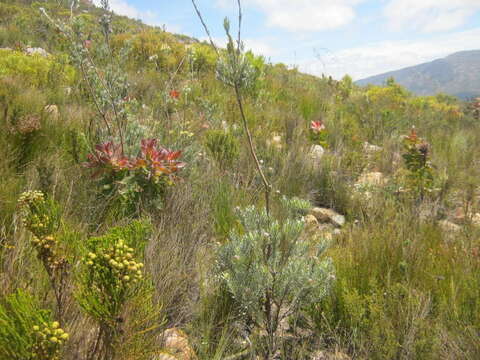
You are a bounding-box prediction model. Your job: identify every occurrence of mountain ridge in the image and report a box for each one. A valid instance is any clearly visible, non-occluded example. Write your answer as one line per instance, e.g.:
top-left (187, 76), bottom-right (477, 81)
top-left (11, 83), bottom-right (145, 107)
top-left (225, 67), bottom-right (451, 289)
top-left (356, 50), bottom-right (480, 99)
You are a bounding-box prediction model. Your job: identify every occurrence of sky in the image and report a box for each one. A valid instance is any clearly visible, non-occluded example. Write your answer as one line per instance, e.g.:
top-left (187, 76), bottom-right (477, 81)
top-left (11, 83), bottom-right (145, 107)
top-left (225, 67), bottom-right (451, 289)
top-left (100, 0), bottom-right (480, 80)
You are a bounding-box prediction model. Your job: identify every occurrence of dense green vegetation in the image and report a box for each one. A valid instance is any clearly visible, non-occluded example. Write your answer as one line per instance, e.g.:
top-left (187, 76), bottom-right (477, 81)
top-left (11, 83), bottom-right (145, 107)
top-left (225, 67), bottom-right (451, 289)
top-left (1, 1), bottom-right (480, 359)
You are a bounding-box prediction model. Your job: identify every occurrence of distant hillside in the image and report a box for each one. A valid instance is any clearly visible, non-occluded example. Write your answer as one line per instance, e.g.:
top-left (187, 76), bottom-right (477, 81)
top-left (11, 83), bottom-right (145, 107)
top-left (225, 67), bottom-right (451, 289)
top-left (356, 50), bottom-right (480, 99)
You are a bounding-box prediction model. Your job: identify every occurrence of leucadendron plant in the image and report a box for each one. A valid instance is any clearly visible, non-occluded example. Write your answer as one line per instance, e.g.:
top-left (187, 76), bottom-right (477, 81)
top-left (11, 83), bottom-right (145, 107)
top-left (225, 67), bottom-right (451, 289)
top-left (0, 290), bottom-right (68, 360)
top-left (84, 139), bottom-right (185, 213)
top-left (76, 220), bottom-right (151, 360)
top-left (215, 197), bottom-right (334, 359)
top-left (41, 0), bottom-right (133, 151)
top-left (399, 127), bottom-right (436, 200)
top-left (17, 191), bottom-right (70, 320)
top-left (309, 120), bottom-right (329, 149)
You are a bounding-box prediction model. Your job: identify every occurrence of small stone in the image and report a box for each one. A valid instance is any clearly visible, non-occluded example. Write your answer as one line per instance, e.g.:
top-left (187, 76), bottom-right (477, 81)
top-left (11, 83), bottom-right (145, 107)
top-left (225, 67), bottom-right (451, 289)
top-left (452, 207), bottom-right (467, 224)
top-left (158, 328), bottom-right (196, 360)
top-left (25, 47), bottom-right (50, 57)
top-left (44, 105), bottom-right (59, 120)
top-left (311, 350), bottom-right (351, 360)
top-left (438, 220), bottom-right (461, 233)
top-left (154, 353), bottom-right (178, 360)
top-left (266, 134), bottom-right (283, 150)
top-left (472, 213), bottom-right (480, 227)
top-left (310, 145), bottom-right (325, 162)
top-left (309, 207), bottom-right (345, 228)
top-left (363, 142), bottom-right (382, 154)
top-left (304, 214), bottom-right (319, 227)
top-left (356, 172), bottom-right (386, 188)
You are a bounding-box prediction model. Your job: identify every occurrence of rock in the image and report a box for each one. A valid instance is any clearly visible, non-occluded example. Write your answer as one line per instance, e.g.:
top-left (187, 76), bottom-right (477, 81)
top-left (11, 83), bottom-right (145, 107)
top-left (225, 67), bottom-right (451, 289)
top-left (363, 142), bottom-right (382, 154)
top-left (44, 105), bottom-right (59, 120)
top-left (310, 145), bottom-right (325, 162)
top-left (157, 328), bottom-right (196, 360)
top-left (272, 135), bottom-right (282, 144)
top-left (266, 134), bottom-right (283, 150)
top-left (317, 223), bottom-right (336, 241)
top-left (154, 352), bottom-right (179, 360)
top-left (355, 171), bottom-right (386, 188)
top-left (25, 47), bottom-right (49, 57)
top-left (311, 350), bottom-right (351, 360)
top-left (302, 215), bottom-right (339, 241)
top-left (472, 213), bottom-right (480, 227)
top-left (451, 208), bottom-right (480, 226)
top-left (304, 214), bottom-right (319, 228)
top-left (452, 207), bottom-right (467, 224)
top-left (309, 207), bottom-right (345, 228)
top-left (438, 220), bottom-right (461, 233)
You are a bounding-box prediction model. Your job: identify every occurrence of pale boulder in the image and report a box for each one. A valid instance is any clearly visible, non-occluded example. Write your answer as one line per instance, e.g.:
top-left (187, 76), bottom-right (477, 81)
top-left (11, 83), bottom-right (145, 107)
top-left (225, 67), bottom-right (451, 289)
top-left (309, 207), bottom-right (345, 228)
top-left (44, 105), bottom-right (59, 120)
top-left (156, 328), bottom-right (196, 360)
top-left (355, 171), bottom-right (386, 188)
top-left (438, 220), bottom-right (461, 233)
top-left (25, 47), bottom-right (49, 57)
top-left (363, 142), bottom-right (382, 154)
top-left (310, 145), bottom-right (325, 162)
top-left (311, 350), bottom-right (351, 360)
top-left (472, 213), bottom-right (480, 227)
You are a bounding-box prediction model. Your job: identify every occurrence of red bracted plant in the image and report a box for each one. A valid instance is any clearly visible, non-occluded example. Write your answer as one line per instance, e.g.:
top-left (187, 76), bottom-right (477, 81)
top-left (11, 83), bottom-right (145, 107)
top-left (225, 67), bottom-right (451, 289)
top-left (133, 139), bottom-right (186, 179)
top-left (310, 120), bottom-right (325, 134)
top-left (401, 127), bottom-right (434, 199)
top-left (309, 119), bottom-right (328, 148)
top-left (169, 89), bottom-right (180, 99)
top-left (83, 139), bottom-right (185, 212)
top-left (84, 141), bottom-right (131, 177)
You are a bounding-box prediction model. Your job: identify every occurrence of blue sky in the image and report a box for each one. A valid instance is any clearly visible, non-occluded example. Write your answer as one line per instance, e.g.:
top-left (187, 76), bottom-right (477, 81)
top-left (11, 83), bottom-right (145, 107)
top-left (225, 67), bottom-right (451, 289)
top-left (102, 0), bottom-right (480, 80)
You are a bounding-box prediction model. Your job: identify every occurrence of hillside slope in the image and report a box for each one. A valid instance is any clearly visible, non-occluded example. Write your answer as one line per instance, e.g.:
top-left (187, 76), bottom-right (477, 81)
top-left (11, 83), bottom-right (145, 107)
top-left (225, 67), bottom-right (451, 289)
top-left (356, 50), bottom-right (480, 99)
top-left (1, 1), bottom-right (480, 360)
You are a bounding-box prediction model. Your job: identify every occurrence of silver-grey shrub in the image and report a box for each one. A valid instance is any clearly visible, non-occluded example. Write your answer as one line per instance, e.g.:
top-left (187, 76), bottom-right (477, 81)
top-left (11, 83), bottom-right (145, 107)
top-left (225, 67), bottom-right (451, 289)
top-left (215, 201), bottom-right (334, 358)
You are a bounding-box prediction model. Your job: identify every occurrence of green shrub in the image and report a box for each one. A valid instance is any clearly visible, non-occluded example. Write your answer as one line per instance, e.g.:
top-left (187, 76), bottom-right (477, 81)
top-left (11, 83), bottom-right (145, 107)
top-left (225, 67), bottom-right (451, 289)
top-left (0, 49), bottom-right (74, 87)
top-left (76, 220), bottom-right (151, 360)
top-left (189, 43), bottom-right (218, 73)
top-left (17, 190), bottom-right (71, 319)
top-left (0, 290), bottom-right (67, 360)
top-left (215, 200), bottom-right (334, 358)
top-left (399, 128), bottom-right (435, 200)
top-left (205, 129), bottom-right (239, 169)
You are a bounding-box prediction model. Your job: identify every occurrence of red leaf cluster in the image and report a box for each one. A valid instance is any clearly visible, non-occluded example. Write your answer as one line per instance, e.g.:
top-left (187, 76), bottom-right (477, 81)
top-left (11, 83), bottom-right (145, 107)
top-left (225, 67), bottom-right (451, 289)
top-left (169, 90), bottom-right (180, 99)
top-left (83, 140), bottom-right (185, 180)
top-left (132, 139), bottom-right (186, 178)
top-left (84, 142), bottom-right (130, 178)
top-left (310, 120), bottom-right (326, 134)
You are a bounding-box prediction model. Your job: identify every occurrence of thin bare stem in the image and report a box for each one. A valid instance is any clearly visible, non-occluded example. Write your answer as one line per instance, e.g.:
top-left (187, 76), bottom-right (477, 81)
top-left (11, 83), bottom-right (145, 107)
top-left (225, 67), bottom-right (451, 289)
top-left (190, 0), bottom-right (219, 56)
top-left (236, 0), bottom-right (242, 53)
top-left (84, 49), bottom-right (125, 153)
top-left (79, 60), bottom-right (113, 137)
top-left (191, 0), bottom-right (271, 215)
top-left (234, 84), bottom-right (271, 215)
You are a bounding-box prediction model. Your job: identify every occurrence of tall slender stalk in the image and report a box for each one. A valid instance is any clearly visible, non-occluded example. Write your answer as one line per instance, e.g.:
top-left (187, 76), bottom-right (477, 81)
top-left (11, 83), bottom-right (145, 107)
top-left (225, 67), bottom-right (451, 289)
top-left (191, 0), bottom-right (271, 215)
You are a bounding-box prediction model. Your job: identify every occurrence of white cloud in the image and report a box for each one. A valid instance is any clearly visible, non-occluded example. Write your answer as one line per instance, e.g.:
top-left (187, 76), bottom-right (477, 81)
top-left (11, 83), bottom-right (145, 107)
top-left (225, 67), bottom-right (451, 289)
top-left (298, 27), bottom-right (480, 80)
top-left (218, 0), bottom-right (364, 32)
top-left (201, 36), bottom-right (277, 57)
top-left (384, 0), bottom-right (480, 32)
top-left (243, 38), bottom-right (277, 57)
top-left (93, 0), bottom-right (181, 32)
